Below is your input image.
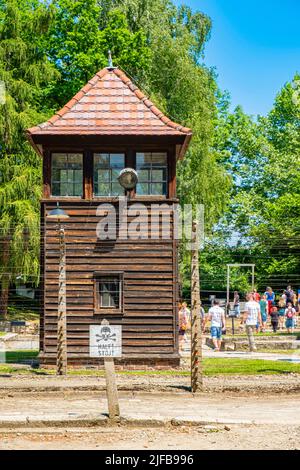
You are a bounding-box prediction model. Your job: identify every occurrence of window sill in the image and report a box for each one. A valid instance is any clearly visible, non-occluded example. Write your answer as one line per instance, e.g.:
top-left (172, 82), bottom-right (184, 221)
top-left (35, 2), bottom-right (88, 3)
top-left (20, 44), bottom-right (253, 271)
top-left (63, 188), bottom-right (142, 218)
top-left (94, 309), bottom-right (124, 316)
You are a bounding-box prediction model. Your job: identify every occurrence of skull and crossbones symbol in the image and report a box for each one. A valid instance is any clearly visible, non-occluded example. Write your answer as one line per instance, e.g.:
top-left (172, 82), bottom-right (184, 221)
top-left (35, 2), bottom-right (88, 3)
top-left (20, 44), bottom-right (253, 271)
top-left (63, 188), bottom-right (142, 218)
top-left (96, 326), bottom-right (116, 342)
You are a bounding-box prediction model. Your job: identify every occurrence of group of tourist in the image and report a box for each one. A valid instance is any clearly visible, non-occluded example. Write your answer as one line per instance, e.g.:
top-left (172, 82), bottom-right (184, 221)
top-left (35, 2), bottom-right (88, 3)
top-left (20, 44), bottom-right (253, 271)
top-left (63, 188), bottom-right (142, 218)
top-left (178, 285), bottom-right (300, 353)
top-left (233, 286), bottom-right (299, 334)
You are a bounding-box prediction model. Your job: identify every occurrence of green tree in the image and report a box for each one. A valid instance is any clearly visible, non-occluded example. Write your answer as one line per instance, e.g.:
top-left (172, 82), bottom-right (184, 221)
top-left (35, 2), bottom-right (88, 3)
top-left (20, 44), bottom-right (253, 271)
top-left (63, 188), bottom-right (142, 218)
top-left (47, 0), bottom-right (151, 106)
top-left (204, 75), bottom-right (300, 294)
top-left (0, 0), bottom-right (57, 318)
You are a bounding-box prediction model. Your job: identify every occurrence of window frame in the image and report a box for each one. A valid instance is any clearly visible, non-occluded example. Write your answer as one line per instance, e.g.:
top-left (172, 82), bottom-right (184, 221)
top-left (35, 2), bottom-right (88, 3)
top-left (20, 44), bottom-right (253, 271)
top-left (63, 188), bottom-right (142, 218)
top-left (135, 151), bottom-right (168, 198)
top-left (93, 152), bottom-right (126, 198)
top-left (93, 272), bottom-right (124, 315)
top-left (50, 152), bottom-right (84, 198)
top-left (44, 147), bottom-right (174, 201)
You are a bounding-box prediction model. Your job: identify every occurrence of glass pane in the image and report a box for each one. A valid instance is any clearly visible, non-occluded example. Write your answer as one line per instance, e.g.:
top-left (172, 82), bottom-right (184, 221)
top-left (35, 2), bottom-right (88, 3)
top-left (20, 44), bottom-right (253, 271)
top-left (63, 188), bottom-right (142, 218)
top-left (101, 292), bottom-right (110, 307)
top-left (111, 182), bottom-right (123, 196)
top-left (111, 169), bottom-right (120, 181)
top-left (151, 183), bottom-right (164, 195)
top-left (68, 154), bottom-right (82, 167)
top-left (67, 170), bottom-right (74, 183)
top-left (96, 183), bottom-right (110, 196)
top-left (136, 153), bottom-right (151, 169)
top-left (94, 154), bottom-right (109, 168)
top-left (74, 183), bottom-right (82, 197)
top-left (110, 291), bottom-right (119, 308)
top-left (138, 169), bottom-right (149, 182)
top-left (110, 154), bottom-right (125, 168)
top-left (136, 183), bottom-right (149, 195)
top-left (51, 183), bottom-right (60, 196)
top-left (60, 183), bottom-right (68, 196)
top-left (74, 170), bottom-right (83, 182)
top-left (60, 170), bottom-right (68, 182)
top-left (52, 153), bottom-right (67, 168)
top-left (152, 153), bottom-right (167, 166)
top-left (51, 168), bottom-right (61, 182)
top-left (97, 169), bottom-right (110, 182)
top-left (152, 169), bottom-right (165, 182)
top-left (99, 279), bottom-right (120, 308)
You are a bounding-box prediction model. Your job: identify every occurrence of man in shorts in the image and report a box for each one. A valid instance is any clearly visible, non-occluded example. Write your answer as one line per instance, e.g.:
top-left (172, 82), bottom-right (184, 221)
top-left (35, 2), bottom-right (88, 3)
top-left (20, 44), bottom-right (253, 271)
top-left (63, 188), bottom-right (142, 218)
top-left (204, 299), bottom-right (225, 352)
top-left (243, 292), bottom-right (262, 352)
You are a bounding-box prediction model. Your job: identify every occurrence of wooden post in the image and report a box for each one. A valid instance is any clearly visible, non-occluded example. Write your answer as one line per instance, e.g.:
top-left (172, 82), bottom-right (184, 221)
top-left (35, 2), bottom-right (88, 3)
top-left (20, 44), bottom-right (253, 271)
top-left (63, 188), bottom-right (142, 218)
top-left (226, 265), bottom-right (230, 314)
top-left (191, 220), bottom-right (203, 393)
top-left (57, 224), bottom-right (67, 375)
top-left (101, 319), bottom-right (120, 420)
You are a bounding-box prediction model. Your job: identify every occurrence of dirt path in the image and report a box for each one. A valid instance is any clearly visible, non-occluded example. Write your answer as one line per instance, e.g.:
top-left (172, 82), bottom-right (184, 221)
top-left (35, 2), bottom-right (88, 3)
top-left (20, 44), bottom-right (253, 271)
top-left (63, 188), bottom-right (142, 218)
top-left (1, 424), bottom-right (299, 450)
top-left (0, 373), bottom-right (299, 395)
top-left (0, 391), bottom-right (300, 426)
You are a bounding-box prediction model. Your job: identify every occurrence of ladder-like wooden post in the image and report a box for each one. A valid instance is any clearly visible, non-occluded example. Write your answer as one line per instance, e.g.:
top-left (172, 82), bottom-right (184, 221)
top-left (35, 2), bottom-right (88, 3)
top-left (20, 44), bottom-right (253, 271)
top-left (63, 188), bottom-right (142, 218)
top-left (191, 219), bottom-right (203, 393)
top-left (57, 224), bottom-right (67, 375)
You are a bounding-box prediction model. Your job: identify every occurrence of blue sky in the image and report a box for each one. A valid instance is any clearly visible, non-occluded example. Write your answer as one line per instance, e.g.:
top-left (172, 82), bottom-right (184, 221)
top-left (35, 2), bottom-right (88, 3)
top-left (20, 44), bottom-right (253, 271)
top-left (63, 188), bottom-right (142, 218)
top-left (175, 0), bottom-right (300, 116)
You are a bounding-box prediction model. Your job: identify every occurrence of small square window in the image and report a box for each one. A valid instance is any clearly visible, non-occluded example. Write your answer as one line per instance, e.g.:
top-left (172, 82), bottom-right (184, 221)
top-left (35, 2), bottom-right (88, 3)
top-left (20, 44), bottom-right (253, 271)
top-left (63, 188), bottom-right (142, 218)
top-left (94, 275), bottom-right (123, 313)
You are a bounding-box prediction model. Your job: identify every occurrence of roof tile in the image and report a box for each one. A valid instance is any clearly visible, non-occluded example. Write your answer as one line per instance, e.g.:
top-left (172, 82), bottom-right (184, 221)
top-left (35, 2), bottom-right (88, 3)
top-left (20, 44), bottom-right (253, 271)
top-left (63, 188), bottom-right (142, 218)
top-left (27, 67), bottom-right (192, 139)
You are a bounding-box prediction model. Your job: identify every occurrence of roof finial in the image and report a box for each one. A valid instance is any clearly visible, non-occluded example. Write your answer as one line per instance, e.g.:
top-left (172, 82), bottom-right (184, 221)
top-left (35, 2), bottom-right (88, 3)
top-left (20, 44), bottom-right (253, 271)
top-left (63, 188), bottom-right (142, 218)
top-left (108, 50), bottom-right (113, 69)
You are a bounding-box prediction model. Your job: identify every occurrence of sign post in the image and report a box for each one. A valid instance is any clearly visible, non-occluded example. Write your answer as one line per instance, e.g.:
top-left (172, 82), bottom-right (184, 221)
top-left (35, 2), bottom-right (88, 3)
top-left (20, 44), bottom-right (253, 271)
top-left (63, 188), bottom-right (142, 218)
top-left (90, 319), bottom-right (121, 420)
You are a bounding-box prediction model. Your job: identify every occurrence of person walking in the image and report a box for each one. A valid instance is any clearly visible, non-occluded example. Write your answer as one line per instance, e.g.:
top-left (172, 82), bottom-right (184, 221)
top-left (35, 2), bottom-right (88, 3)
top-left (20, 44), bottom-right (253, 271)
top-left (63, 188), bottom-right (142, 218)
top-left (181, 302), bottom-right (191, 325)
top-left (259, 295), bottom-right (268, 332)
top-left (278, 298), bottom-right (286, 330)
top-left (204, 299), bottom-right (226, 352)
top-left (285, 302), bottom-right (296, 333)
top-left (178, 304), bottom-right (188, 352)
top-left (243, 292), bottom-right (262, 352)
top-left (253, 289), bottom-right (261, 302)
top-left (285, 286), bottom-right (294, 306)
top-left (270, 306), bottom-right (279, 333)
top-left (265, 287), bottom-right (275, 315)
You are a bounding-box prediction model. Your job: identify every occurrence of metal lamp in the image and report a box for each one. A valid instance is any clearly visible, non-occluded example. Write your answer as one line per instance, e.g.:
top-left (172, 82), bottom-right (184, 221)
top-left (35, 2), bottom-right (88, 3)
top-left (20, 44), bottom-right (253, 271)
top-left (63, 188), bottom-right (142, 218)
top-left (118, 168), bottom-right (138, 190)
top-left (47, 202), bottom-right (70, 220)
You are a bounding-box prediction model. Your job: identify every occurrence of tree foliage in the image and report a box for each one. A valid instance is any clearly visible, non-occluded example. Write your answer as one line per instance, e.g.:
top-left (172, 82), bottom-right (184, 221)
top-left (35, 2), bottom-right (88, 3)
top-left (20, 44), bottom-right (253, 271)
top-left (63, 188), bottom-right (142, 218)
top-left (201, 75), bottom-right (300, 295)
top-left (0, 0), bottom-right (58, 316)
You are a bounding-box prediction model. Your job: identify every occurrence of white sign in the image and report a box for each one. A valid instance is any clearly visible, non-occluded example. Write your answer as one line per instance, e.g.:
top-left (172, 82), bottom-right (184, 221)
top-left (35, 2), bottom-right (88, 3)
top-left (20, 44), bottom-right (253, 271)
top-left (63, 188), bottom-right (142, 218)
top-left (90, 325), bottom-right (122, 358)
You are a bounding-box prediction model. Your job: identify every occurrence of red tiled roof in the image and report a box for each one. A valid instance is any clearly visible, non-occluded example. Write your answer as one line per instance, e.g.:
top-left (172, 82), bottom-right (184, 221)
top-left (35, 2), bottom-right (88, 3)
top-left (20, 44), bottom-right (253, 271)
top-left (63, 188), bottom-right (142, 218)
top-left (27, 68), bottom-right (192, 139)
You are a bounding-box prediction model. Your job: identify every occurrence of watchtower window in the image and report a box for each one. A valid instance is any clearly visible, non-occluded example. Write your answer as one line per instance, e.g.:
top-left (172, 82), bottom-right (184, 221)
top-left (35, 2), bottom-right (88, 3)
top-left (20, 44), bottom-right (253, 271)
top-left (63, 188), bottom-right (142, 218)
top-left (136, 152), bottom-right (168, 196)
top-left (94, 153), bottom-right (125, 196)
top-left (51, 153), bottom-right (83, 197)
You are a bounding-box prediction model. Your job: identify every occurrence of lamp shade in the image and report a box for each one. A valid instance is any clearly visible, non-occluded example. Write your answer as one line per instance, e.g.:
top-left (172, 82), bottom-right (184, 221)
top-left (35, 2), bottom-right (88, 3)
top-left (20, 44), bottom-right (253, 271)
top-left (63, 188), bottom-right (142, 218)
top-left (47, 203), bottom-right (69, 220)
top-left (118, 168), bottom-right (138, 190)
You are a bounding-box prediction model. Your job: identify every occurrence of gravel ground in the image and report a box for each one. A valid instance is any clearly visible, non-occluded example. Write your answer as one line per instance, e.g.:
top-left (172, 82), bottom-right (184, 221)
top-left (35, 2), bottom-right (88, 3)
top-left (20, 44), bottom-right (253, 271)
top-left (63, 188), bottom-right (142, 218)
top-left (0, 424), bottom-right (299, 450)
top-left (0, 373), bottom-right (299, 395)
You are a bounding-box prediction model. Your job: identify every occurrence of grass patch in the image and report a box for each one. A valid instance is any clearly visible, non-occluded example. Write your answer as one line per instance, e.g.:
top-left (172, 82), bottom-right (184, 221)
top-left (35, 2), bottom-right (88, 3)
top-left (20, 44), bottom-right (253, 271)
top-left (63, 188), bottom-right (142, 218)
top-left (202, 358), bottom-right (300, 375)
top-left (225, 332), bottom-right (300, 338)
top-left (0, 357), bottom-right (299, 377)
top-left (4, 350), bottom-right (39, 363)
top-left (0, 332), bottom-right (6, 337)
top-left (256, 349), bottom-right (300, 355)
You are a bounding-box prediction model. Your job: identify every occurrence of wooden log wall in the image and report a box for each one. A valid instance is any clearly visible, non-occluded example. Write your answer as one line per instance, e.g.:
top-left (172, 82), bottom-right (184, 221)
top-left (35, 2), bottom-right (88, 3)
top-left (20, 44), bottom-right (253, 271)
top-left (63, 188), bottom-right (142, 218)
top-left (41, 200), bottom-right (179, 365)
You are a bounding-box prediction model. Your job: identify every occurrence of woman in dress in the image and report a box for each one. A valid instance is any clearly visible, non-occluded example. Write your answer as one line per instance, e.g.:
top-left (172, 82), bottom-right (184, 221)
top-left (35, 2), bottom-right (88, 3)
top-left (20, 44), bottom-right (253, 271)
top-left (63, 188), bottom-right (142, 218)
top-left (178, 303), bottom-right (188, 352)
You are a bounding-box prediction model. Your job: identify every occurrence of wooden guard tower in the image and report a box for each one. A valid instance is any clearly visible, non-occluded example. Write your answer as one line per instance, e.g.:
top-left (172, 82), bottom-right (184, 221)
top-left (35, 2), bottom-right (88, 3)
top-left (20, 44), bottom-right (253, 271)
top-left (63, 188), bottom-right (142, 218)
top-left (26, 64), bottom-right (192, 368)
